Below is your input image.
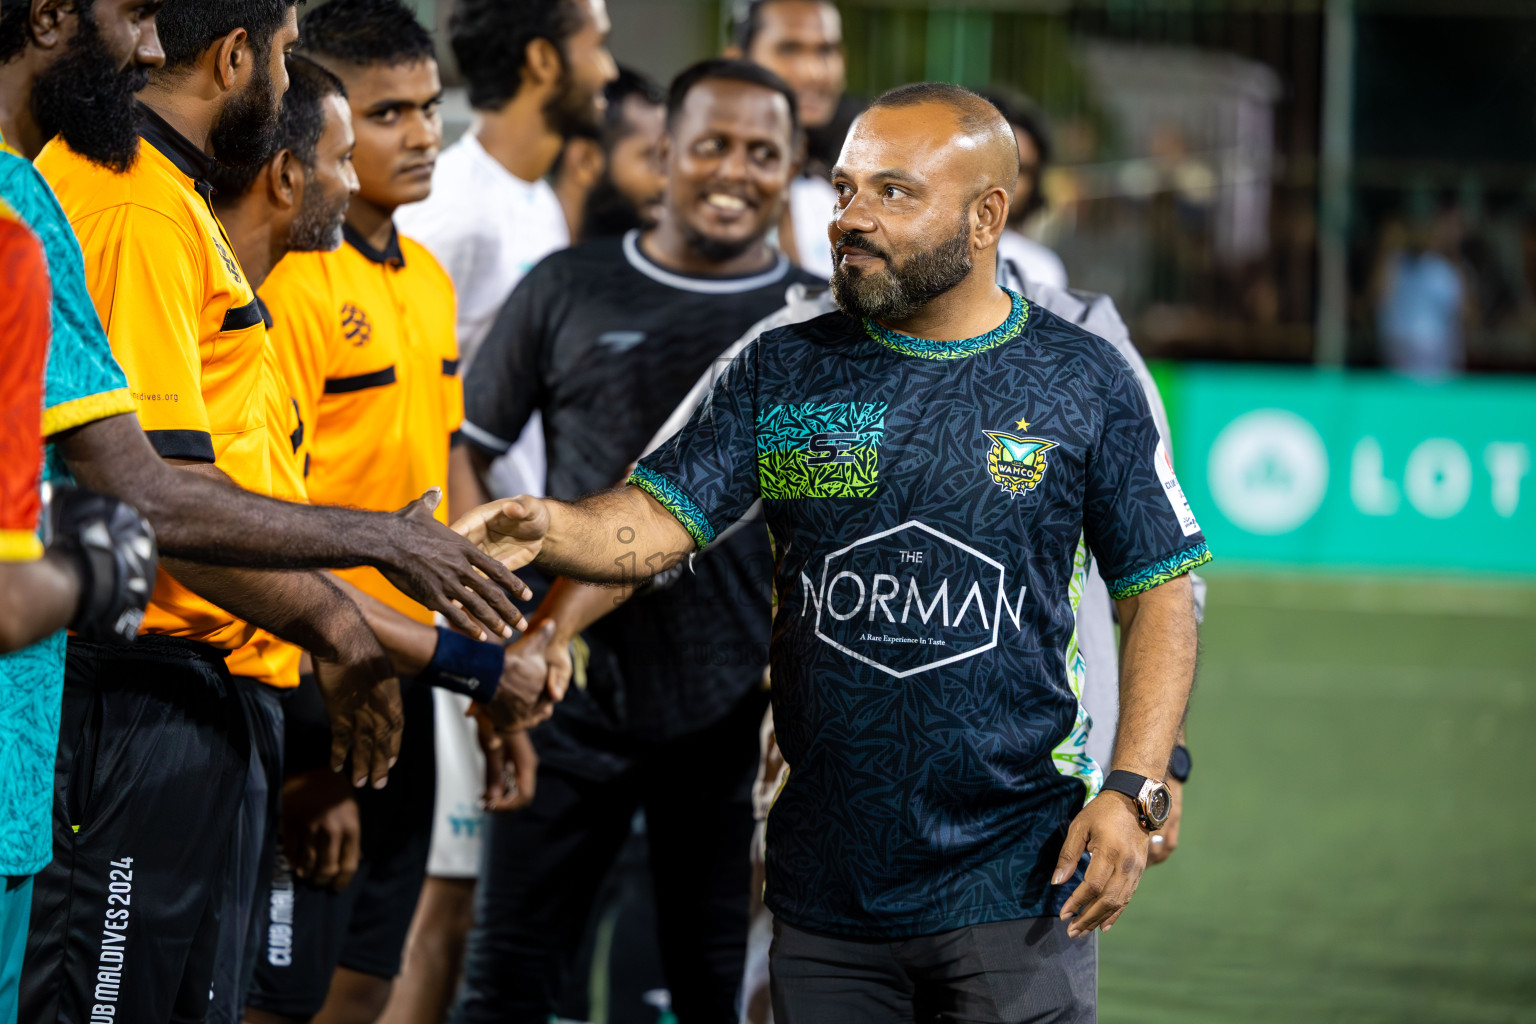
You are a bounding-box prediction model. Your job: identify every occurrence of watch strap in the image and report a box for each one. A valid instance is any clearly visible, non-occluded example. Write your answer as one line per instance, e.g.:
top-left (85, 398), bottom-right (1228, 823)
top-left (1103, 770), bottom-right (1157, 830)
top-left (1102, 769), bottom-right (1150, 803)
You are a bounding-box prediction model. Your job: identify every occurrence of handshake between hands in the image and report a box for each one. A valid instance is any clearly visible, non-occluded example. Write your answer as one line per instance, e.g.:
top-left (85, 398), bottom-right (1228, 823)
top-left (293, 617), bottom-right (569, 892)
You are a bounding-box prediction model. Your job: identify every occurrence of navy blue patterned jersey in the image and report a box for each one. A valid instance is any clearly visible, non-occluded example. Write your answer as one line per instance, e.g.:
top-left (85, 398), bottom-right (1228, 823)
top-left (631, 290), bottom-right (1211, 939)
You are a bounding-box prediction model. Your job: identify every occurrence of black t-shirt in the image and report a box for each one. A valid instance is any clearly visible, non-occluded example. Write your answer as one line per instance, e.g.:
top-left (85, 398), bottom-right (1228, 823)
top-left (463, 230), bottom-right (823, 766)
top-left (633, 290), bottom-right (1211, 936)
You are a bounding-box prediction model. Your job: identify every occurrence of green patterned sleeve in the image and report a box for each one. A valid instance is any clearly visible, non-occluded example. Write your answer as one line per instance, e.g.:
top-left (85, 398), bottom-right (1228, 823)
top-left (1085, 353), bottom-right (1212, 598)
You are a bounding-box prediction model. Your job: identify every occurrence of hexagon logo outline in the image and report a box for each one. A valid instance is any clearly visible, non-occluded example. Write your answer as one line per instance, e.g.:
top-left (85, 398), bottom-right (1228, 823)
top-left (814, 519), bottom-right (1007, 678)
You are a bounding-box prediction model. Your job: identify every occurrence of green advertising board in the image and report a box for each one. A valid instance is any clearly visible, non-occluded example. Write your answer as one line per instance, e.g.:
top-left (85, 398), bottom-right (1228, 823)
top-left (1164, 365), bottom-right (1536, 577)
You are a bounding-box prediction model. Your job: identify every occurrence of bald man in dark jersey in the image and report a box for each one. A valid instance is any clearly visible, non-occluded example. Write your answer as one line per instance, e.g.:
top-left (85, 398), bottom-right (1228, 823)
top-left (463, 83), bottom-right (1208, 1023)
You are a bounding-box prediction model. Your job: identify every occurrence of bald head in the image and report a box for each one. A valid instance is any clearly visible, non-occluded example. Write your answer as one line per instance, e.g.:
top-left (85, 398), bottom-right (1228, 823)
top-left (865, 83), bottom-right (1021, 200)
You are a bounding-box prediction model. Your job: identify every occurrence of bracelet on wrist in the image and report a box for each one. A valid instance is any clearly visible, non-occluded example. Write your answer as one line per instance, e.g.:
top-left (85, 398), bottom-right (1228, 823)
top-left (420, 626), bottom-right (501, 703)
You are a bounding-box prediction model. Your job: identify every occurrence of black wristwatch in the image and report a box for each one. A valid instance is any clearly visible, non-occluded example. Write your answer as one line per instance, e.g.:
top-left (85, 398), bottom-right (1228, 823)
top-left (1102, 770), bottom-right (1171, 832)
top-left (1167, 744), bottom-right (1192, 784)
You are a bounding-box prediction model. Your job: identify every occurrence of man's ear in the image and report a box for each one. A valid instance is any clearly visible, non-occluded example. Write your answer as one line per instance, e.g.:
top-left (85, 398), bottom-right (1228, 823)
top-left (564, 137), bottom-right (605, 190)
top-left (721, 44), bottom-right (744, 59)
top-left (972, 185), bottom-right (1010, 251)
top-left (268, 149), bottom-right (302, 212)
top-left (213, 27), bottom-right (252, 92)
top-left (522, 37), bottom-right (564, 94)
top-left (28, 0), bottom-right (75, 51)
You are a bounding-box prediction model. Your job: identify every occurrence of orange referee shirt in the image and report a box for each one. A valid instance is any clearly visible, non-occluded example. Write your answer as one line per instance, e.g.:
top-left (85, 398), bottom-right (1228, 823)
top-left (225, 303), bottom-right (309, 688)
top-left (37, 105), bottom-right (272, 650)
top-left (259, 224), bottom-right (461, 624)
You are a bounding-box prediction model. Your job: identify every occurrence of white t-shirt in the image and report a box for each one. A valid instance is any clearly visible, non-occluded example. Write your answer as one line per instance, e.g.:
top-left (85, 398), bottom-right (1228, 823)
top-left (396, 132), bottom-right (570, 498)
top-left (787, 175), bottom-right (837, 280)
top-left (996, 228), bottom-right (1068, 292)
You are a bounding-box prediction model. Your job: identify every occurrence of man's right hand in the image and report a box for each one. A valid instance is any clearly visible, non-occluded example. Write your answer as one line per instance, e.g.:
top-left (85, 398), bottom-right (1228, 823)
top-left (313, 645), bottom-right (403, 789)
top-left (451, 497), bottom-right (550, 574)
top-left (380, 488), bottom-right (534, 641)
top-left (282, 768), bottom-right (362, 891)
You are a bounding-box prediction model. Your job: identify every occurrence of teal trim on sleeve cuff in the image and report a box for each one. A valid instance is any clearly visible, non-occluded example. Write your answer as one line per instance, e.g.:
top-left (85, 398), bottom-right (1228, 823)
top-left (628, 465), bottom-right (716, 549)
top-left (1107, 542), bottom-right (1212, 600)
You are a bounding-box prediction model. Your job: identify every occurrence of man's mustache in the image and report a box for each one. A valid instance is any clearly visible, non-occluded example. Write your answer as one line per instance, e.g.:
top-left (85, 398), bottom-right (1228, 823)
top-left (835, 232), bottom-right (893, 262)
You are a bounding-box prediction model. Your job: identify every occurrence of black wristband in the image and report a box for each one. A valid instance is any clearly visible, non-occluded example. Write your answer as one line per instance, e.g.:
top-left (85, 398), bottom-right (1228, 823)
top-left (420, 627), bottom-right (501, 703)
top-left (1168, 744), bottom-right (1192, 783)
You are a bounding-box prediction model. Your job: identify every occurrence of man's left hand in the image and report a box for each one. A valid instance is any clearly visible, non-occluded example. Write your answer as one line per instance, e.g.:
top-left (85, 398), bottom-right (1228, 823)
top-left (1052, 791), bottom-right (1150, 938)
top-left (482, 621), bottom-right (558, 732)
top-left (475, 712), bottom-right (539, 812)
top-left (1147, 778), bottom-right (1183, 866)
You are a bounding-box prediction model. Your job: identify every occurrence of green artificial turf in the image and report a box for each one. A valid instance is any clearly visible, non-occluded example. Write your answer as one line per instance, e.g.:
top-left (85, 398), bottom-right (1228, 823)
top-left (1098, 571), bottom-right (1536, 1023)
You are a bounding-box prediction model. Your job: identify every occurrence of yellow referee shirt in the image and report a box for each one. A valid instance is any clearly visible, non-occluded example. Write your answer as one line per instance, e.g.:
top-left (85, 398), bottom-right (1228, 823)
top-left (37, 105), bottom-right (272, 650)
top-left (260, 224), bottom-right (462, 624)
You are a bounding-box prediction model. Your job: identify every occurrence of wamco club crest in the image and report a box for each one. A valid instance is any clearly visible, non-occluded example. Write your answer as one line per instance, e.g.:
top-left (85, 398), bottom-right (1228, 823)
top-left (983, 419), bottom-right (1057, 497)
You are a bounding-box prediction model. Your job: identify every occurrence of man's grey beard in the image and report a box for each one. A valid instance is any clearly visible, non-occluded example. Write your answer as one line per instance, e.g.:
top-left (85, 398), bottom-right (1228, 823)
top-left (286, 175), bottom-right (348, 253)
top-left (831, 221), bottom-right (974, 322)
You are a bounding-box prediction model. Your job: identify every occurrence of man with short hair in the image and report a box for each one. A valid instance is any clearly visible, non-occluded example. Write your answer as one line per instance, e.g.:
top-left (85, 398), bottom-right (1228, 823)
top-left (730, 0), bottom-right (853, 277)
top-left (398, 0), bottom-right (615, 376)
top-left (550, 65), bottom-right (666, 243)
top-left (226, 5), bottom-right (545, 1023)
top-left (390, 4), bottom-right (616, 1006)
top-left (210, 49), bottom-right (556, 1024)
top-left (450, 59), bottom-right (822, 1024)
top-left (209, 56), bottom-right (363, 1023)
top-left (460, 82), bottom-right (1210, 1022)
top-left (20, 2), bottom-right (530, 1018)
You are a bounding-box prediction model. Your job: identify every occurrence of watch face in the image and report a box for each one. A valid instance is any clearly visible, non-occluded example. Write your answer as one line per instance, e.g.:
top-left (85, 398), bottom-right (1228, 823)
top-left (1147, 785), bottom-right (1171, 825)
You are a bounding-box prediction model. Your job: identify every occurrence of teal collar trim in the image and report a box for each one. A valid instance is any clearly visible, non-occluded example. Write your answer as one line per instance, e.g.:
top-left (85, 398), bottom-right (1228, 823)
top-left (861, 289), bottom-right (1028, 360)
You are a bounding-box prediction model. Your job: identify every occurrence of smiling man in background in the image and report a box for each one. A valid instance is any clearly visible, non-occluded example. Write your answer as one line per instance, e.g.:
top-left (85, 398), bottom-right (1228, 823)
top-left (236, 4), bottom-right (509, 1023)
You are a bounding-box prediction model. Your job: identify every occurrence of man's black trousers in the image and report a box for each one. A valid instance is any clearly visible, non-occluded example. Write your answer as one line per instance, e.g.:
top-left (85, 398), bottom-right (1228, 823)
top-left (451, 686), bottom-right (769, 1024)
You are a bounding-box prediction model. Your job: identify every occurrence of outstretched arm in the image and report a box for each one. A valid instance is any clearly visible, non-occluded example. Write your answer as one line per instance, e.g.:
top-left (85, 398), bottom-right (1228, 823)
top-left (455, 486), bottom-right (696, 587)
top-left (56, 416), bottom-right (530, 639)
top-left (329, 576), bottom-right (556, 732)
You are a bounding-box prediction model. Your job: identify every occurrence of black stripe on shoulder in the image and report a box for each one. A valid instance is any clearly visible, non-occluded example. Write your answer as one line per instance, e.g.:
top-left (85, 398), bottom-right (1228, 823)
top-left (221, 299), bottom-right (264, 333)
top-left (147, 429), bottom-right (216, 463)
top-left (323, 365), bottom-right (398, 394)
top-left (441, 358), bottom-right (460, 376)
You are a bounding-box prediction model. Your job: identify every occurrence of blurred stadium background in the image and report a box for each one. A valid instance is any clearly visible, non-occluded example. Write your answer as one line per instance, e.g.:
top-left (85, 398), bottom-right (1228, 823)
top-left (400, 0), bottom-right (1536, 1018)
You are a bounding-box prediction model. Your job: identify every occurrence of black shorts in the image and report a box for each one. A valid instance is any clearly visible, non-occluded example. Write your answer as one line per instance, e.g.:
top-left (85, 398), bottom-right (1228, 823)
top-left (21, 635), bottom-right (252, 1024)
top-left (246, 678), bottom-right (435, 1019)
top-left (209, 676), bottom-right (286, 1024)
